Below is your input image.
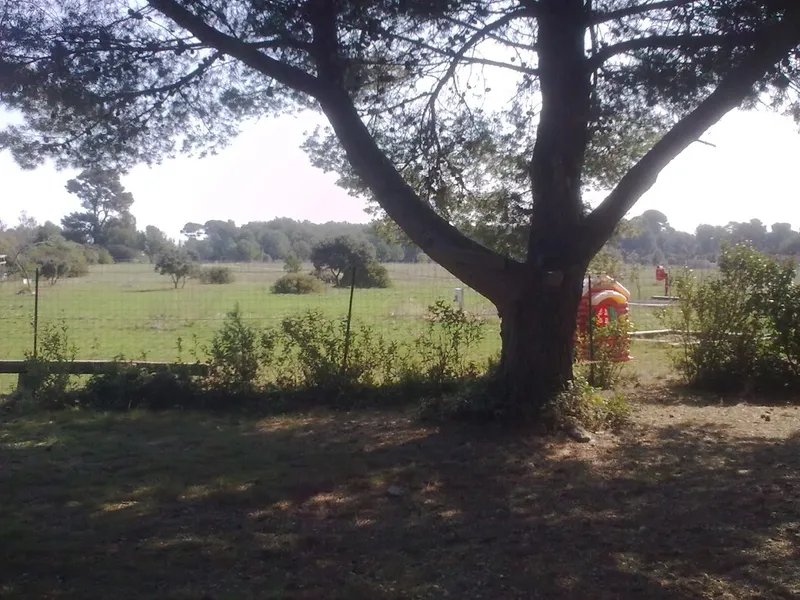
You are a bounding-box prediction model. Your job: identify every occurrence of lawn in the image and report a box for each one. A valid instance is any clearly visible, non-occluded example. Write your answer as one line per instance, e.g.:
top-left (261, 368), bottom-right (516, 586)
top-left (1, 390), bottom-right (798, 599)
top-left (0, 261), bottom-right (676, 364)
top-left (0, 260), bottom-right (685, 394)
top-left (0, 262), bottom-right (502, 364)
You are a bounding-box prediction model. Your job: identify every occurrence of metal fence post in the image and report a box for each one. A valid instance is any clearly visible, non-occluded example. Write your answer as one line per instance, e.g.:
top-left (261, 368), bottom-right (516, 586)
top-left (342, 265), bottom-right (357, 373)
top-left (33, 268), bottom-right (40, 358)
top-left (587, 274), bottom-right (595, 386)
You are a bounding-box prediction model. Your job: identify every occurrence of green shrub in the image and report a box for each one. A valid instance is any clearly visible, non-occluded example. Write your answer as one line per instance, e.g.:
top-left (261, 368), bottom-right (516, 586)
top-left (577, 317), bottom-right (631, 390)
top-left (415, 300), bottom-right (485, 385)
top-left (198, 265), bottom-right (235, 284)
top-left (271, 273), bottom-right (324, 294)
top-left (39, 260), bottom-right (69, 285)
top-left (283, 253), bottom-right (302, 273)
top-left (81, 363), bottom-right (198, 410)
top-left (276, 310), bottom-right (408, 390)
top-left (541, 374), bottom-right (630, 431)
top-left (106, 244), bottom-right (143, 262)
top-left (205, 305), bottom-right (272, 394)
top-left (24, 241), bottom-right (89, 279)
top-left (154, 249), bottom-right (197, 288)
top-left (662, 244), bottom-right (800, 391)
top-left (17, 321), bottom-right (77, 407)
top-left (96, 247), bottom-right (115, 265)
top-left (339, 262), bottom-right (392, 289)
top-left (65, 254), bottom-right (89, 277)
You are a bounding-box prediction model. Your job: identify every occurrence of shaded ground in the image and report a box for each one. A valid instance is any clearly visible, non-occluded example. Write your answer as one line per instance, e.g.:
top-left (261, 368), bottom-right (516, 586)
top-left (1, 393), bottom-right (798, 599)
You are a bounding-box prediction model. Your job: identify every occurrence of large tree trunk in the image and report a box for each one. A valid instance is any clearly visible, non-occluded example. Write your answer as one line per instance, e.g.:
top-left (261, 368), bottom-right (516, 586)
top-left (494, 267), bottom-right (585, 419)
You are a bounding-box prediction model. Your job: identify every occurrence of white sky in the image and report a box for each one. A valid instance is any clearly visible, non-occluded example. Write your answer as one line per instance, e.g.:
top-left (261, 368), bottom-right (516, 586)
top-left (1, 108), bottom-right (798, 239)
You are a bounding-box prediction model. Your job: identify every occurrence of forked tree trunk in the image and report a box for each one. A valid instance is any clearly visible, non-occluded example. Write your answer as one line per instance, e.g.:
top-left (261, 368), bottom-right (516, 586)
top-left (494, 267), bottom-right (585, 419)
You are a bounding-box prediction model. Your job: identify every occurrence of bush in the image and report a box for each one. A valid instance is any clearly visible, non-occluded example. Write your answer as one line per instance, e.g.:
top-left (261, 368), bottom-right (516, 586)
top-left (205, 305), bottom-right (272, 394)
top-left (340, 262), bottom-right (392, 289)
top-left (663, 244), bottom-right (800, 391)
top-left (541, 374), bottom-right (630, 432)
top-left (81, 363), bottom-right (199, 410)
top-left (24, 240), bottom-right (89, 279)
top-left (415, 300), bottom-right (485, 385)
top-left (16, 321), bottom-right (77, 408)
top-left (96, 247), bottom-right (115, 265)
top-left (577, 317), bottom-right (631, 390)
top-left (65, 254), bottom-right (89, 278)
top-left (198, 265), bottom-right (235, 284)
top-left (271, 273), bottom-right (324, 294)
top-left (106, 244), bottom-right (143, 262)
top-left (154, 249), bottom-right (197, 288)
top-left (283, 253), bottom-right (302, 273)
top-left (39, 260), bottom-right (69, 285)
top-left (276, 310), bottom-right (407, 390)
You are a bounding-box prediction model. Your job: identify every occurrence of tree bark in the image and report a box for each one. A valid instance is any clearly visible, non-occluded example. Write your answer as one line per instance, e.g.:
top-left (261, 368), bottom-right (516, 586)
top-left (494, 266), bottom-right (585, 419)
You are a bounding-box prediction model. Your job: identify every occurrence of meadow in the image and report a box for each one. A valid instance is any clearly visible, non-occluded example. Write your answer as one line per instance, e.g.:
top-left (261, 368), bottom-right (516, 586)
top-left (0, 261), bottom-right (677, 393)
top-left (0, 262), bottom-right (672, 358)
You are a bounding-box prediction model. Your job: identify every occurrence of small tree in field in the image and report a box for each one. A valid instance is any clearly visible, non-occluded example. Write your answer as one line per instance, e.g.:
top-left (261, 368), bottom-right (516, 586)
top-left (312, 236), bottom-right (374, 286)
top-left (283, 253), bottom-right (303, 274)
top-left (40, 260), bottom-right (69, 285)
top-left (154, 250), bottom-right (196, 289)
top-left (311, 235), bottom-right (389, 288)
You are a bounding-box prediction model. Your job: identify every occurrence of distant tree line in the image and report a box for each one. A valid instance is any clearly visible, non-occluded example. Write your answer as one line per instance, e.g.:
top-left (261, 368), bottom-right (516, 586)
top-left (178, 218), bottom-right (426, 264)
top-left (601, 210), bottom-right (800, 267)
top-left (2, 171), bottom-right (798, 279)
top-left (0, 168), bottom-right (427, 283)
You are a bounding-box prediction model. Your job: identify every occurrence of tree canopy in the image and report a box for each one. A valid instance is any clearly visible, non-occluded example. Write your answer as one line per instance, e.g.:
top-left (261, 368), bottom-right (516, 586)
top-left (312, 234), bottom-right (382, 286)
top-left (61, 168), bottom-right (135, 246)
top-left (1, 1), bottom-right (798, 285)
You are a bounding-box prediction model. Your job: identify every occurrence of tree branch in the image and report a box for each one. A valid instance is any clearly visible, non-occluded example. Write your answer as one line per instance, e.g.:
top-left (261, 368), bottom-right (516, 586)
top-left (305, 2), bottom-right (520, 298)
top-left (426, 10), bottom-right (534, 117)
top-left (147, 0), bottom-right (323, 97)
top-left (583, 15), bottom-right (800, 256)
top-left (589, 0), bottom-right (696, 24)
top-left (101, 51), bottom-right (223, 102)
top-left (318, 88), bottom-right (520, 298)
top-left (589, 32), bottom-right (761, 70)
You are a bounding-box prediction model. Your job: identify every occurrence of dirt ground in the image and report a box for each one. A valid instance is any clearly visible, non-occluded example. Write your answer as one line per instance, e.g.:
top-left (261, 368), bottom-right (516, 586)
top-left (1, 388), bottom-right (798, 599)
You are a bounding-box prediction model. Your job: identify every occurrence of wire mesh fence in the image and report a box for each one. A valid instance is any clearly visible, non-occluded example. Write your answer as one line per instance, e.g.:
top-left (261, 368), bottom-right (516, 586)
top-left (0, 261), bottom-right (503, 364)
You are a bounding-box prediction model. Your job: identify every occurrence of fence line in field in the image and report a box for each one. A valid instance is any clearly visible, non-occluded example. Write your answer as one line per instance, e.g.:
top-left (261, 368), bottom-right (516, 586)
top-left (0, 259), bottom-right (680, 369)
top-left (0, 260), bottom-right (502, 363)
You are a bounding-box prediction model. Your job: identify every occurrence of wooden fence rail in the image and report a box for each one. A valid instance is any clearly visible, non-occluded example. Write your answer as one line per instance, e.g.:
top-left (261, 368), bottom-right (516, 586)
top-left (0, 360), bottom-right (209, 392)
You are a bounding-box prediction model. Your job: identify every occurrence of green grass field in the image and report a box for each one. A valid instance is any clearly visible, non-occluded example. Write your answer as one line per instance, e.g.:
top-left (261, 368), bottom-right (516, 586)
top-left (0, 262), bottom-right (680, 359)
top-left (1, 261), bottom-right (681, 392)
top-left (0, 262), bottom-right (501, 361)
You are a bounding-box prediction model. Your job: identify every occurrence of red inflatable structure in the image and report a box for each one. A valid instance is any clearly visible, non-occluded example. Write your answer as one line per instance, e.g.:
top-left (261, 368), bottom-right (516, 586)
top-left (576, 276), bottom-right (632, 362)
top-left (655, 265), bottom-right (670, 295)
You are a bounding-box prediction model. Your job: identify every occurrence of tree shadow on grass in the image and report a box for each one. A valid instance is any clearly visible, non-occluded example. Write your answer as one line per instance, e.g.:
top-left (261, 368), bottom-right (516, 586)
top-left (638, 381), bottom-right (800, 408)
top-left (0, 409), bottom-right (798, 599)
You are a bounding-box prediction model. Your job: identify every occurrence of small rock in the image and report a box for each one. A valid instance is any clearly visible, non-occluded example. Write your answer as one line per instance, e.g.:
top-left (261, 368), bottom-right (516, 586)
top-left (386, 485), bottom-right (406, 497)
top-left (761, 414), bottom-right (771, 422)
top-left (566, 424), bottom-right (592, 443)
